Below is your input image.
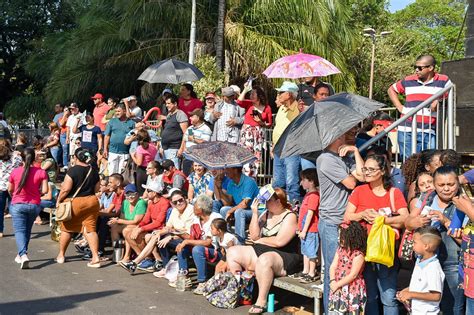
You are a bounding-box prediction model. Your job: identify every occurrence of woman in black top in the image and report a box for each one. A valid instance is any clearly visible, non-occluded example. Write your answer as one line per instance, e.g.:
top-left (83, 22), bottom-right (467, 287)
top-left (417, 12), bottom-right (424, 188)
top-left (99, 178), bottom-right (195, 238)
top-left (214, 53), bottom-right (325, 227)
top-left (56, 148), bottom-right (101, 267)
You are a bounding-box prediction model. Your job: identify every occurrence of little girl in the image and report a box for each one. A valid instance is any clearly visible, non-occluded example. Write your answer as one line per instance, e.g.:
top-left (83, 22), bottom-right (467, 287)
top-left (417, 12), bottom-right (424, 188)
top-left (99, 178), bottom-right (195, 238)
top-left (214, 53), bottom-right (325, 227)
top-left (409, 172), bottom-right (434, 211)
top-left (210, 218), bottom-right (239, 272)
top-left (328, 221), bottom-right (367, 315)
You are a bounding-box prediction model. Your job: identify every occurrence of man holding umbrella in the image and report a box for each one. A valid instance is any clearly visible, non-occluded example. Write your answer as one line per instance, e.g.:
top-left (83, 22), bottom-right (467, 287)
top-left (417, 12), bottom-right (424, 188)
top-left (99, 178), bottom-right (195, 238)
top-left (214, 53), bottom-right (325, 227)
top-left (271, 81), bottom-right (302, 203)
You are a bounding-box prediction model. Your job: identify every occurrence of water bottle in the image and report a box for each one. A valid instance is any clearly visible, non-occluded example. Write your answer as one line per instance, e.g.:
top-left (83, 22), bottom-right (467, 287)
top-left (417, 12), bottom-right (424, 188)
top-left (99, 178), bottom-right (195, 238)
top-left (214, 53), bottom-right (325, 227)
top-left (267, 293), bottom-right (275, 313)
top-left (176, 269), bottom-right (187, 292)
top-left (113, 239), bottom-right (125, 263)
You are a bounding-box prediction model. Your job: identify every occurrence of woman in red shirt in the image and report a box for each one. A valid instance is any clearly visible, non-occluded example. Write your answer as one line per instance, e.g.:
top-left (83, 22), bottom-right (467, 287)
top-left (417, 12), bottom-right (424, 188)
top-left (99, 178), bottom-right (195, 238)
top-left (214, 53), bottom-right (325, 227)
top-left (344, 154), bottom-right (408, 315)
top-left (237, 85), bottom-right (273, 177)
top-left (178, 83), bottom-right (203, 118)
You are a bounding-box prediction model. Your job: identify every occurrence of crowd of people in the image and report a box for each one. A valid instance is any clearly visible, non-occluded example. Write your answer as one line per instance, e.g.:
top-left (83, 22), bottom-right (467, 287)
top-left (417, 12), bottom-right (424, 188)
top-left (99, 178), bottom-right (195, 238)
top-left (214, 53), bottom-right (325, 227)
top-left (0, 53), bottom-right (474, 315)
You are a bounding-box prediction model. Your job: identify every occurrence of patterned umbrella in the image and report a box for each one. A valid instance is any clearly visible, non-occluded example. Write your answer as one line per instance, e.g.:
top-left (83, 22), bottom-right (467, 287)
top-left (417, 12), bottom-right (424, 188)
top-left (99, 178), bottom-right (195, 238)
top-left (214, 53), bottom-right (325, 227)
top-left (137, 58), bottom-right (204, 84)
top-left (183, 142), bottom-right (257, 170)
top-left (263, 49), bottom-right (340, 79)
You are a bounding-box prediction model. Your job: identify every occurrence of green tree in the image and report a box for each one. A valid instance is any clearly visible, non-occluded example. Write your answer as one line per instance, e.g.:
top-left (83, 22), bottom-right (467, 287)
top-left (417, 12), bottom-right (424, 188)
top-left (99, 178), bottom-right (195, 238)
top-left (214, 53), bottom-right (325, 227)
top-left (4, 94), bottom-right (51, 128)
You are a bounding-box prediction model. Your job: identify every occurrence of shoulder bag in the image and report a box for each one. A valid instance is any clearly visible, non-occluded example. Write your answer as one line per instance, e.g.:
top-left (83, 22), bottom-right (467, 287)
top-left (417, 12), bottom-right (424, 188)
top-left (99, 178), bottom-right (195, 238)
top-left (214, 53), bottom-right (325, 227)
top-left (56, 167), bottom-right (92, 222)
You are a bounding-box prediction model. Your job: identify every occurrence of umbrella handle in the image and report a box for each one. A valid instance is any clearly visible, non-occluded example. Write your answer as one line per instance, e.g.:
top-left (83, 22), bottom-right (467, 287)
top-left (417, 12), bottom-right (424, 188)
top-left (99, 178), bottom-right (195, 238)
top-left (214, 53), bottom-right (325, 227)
top-left (143, 107), bottom-right (163, 129)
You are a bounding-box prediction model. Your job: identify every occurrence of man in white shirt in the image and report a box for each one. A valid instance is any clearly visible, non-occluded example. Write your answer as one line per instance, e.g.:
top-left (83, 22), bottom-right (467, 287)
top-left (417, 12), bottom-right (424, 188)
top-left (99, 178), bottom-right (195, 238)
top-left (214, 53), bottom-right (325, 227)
top-left (123, 95), bottom-right (143, 121)
top-left (66, 103), bottom-right (83, 161)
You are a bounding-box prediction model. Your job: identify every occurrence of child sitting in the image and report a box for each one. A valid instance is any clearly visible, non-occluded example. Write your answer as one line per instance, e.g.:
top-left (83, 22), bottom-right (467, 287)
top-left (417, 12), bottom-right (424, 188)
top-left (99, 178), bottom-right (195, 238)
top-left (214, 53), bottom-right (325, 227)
top-left (328, 221), bottom-right (367, 314)
top-left (397, 226), bottom-right (445, 315)
top-left (294, 168), bottom-right (320, 283)
top-left (210, 218), bottom-right (239, 274)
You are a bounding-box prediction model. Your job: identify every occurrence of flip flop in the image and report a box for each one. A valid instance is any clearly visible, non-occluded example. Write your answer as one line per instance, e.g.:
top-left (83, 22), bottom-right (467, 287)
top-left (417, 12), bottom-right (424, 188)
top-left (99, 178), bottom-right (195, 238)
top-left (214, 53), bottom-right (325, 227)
top-left (87, 261), bottom-right (101, 268)
top-left (248, 304), bottom-right (266, 314)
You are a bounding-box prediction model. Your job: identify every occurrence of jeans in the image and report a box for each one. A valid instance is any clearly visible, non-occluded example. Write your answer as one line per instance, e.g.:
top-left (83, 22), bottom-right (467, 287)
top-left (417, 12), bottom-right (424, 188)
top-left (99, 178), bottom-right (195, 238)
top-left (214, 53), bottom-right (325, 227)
top-left (10, 203), bottom-right (41, 256)
top-left (192, 246), bottom-right (222, 282)
top-left (318, 218), bottom-right (339, 313)
top-left (159, 238), bottom-right (189, 270)
top-left (60, 133), bottom-right (69, 167)
top-left (364, 261), bottom-right (399, 315)
top-left (0, 190), bottom-right (8, 233)
top-left (164, 148), bottom-right (180, 169)
top-left (219, 206), bottom-right (253, 243)
top-left (398, 130), bottom-right (436, 159)
top-left (212, 200), bottom-right (223, 214)
top-left (50, 146), bottom-right (62, 166)
top-left (272, 154), bottom-right (301, 202)
top-left (39, 200), bottom-right (56, 220)
top-left (97, 216), bottom-right (110, 252)
top-left (300, 158), bottom-right (316, 170)
top-left (440, 263), bottom-right (465, 315)
top-left (467, 297), bottom-right (474, 314)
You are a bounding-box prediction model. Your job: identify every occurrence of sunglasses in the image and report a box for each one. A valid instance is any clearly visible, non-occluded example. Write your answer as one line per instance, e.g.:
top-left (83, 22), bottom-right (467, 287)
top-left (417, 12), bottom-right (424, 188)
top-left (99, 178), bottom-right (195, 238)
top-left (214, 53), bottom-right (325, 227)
top-left (171, 198), bottom-right (185, 206)
top-left (125, 192), bottom-right (138, 198)
top-left (414, 65), bottom-right (431, 71)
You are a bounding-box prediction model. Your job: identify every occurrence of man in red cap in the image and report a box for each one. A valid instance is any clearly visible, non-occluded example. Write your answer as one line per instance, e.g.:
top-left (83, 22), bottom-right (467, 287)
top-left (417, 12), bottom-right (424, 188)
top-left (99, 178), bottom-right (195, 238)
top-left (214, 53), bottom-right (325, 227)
top-left (91, 93), bottom-right (110, 132)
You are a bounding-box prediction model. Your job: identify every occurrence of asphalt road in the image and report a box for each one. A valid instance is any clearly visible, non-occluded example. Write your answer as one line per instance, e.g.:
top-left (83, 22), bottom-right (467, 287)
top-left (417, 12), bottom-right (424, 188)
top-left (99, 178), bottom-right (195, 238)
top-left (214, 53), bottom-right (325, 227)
top-left (0, 222), bottom-right (251, 315)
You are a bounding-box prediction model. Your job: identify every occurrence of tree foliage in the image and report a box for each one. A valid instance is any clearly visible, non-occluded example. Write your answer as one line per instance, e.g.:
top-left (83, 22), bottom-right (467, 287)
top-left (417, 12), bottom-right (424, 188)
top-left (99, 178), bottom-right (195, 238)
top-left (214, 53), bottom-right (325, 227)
top-left (4, 94), bottom-right (51, 128)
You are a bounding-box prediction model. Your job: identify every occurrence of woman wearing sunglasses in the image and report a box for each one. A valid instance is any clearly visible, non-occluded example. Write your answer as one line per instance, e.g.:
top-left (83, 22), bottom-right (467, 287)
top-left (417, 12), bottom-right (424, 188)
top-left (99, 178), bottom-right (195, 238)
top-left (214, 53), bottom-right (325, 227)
top-left (108, 183), bottom-right (147, 264)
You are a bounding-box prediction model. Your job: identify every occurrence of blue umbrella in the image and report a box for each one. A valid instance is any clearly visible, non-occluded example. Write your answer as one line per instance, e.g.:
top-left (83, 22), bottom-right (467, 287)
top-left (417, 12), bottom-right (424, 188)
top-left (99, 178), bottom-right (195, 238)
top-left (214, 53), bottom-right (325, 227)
top-left (137, 58), bottom-right (204, 84)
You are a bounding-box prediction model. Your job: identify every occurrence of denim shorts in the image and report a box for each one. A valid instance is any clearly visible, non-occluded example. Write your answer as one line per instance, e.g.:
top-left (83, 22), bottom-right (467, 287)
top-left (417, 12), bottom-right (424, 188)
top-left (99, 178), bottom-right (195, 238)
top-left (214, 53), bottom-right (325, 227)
top-left (301, 232), bottom-right (319, 259)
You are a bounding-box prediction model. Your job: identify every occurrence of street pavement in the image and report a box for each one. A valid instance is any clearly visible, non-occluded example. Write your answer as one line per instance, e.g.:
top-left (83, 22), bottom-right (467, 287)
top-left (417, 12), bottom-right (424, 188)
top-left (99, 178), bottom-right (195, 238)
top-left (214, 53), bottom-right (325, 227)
top-left (0, 222), bottom-right (250, 315)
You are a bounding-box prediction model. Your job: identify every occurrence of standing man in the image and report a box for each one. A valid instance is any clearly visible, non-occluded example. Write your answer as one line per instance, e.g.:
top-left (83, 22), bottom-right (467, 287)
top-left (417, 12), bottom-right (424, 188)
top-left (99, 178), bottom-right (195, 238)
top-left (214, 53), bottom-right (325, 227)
top-left (388, 54), bottom-right (451, 159)
top-left (104, 104), bottom-right (135, 174)
top-left (123, 95), bottom-right (143, 120)
top-left (209, 87), bottom-right (245, 144)
top-left (91, 93), bottom-right (110, 133)
top-left (316, 134), bottom-right (364, 313)
top-left (58, 107), bottom-right (71, 168)
top-left (66, 103), bottom-right (83, 162)
top-left (271, 81), bottom-right (301, 203)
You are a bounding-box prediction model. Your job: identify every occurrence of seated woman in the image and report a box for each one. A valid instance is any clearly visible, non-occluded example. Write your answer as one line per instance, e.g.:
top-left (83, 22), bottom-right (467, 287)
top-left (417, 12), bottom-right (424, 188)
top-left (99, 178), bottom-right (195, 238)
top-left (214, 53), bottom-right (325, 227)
top-left (187, 162), bottom-right (213, 203)
top-left (37, 180), bottom-right (58, 225)
top-left (34, 149), bottom-right (57, 225)
top-left (226, 188), bottom-right (301, 314)
top-left (108, 184), bottom-right (147, 263)
top-left (344, 154), bottom-right (408, 315)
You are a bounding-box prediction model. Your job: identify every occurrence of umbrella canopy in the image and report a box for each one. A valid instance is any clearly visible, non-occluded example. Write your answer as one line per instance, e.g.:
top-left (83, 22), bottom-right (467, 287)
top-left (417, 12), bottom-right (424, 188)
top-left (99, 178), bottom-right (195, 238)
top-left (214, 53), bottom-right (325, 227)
top-left (274, 93), bottom-right (386, 160)
top-left (137, 58), bottom-right (204, 84)
top-left (183, 141), bottom-right (257, 170)
top-left (263, 50), bottom-right (340, 79)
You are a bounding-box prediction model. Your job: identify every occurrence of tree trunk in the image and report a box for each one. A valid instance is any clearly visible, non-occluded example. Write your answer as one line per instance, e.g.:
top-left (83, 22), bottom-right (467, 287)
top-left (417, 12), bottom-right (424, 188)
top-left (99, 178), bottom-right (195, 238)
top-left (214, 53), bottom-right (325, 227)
top-left (215, 0), bottom-right (226, 71)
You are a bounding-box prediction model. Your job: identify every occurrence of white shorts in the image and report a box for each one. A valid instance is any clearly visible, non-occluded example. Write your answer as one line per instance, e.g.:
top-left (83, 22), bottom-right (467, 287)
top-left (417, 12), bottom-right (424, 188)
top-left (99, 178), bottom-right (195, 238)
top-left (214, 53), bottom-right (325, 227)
top-left (107, 152), bottom-right (130, 175)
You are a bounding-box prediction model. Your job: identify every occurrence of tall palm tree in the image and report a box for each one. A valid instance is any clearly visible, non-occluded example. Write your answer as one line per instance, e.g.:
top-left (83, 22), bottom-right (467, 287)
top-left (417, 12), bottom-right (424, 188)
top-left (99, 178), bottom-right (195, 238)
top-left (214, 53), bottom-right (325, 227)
top-left (215, 0), bottom-right (226, 71)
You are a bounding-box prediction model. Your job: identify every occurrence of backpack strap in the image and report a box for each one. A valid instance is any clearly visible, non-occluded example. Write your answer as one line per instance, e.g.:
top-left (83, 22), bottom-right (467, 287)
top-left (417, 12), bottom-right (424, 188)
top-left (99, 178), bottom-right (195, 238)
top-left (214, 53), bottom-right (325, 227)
top-left (389, 187), bottom-right (396, 213)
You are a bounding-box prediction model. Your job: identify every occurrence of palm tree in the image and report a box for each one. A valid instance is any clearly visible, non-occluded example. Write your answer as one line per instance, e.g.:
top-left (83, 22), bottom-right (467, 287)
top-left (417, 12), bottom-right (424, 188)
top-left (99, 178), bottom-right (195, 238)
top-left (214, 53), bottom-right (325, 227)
top-left (215, 0), bottom-right (226, 71)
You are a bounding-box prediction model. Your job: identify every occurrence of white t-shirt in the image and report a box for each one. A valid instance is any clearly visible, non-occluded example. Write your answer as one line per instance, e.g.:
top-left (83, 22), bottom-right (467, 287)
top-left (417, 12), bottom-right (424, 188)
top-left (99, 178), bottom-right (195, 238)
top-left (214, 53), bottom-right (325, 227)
top-left (165, 204), bottom-right (195, 233)
top-left (409, 255), bottom-right (445, 315)
top-left (212, 232), bottom-right (240, 250)
top-left (66, 113), bottom-right (83, 141)
top-left (130, 106), bottom-right (143, 119)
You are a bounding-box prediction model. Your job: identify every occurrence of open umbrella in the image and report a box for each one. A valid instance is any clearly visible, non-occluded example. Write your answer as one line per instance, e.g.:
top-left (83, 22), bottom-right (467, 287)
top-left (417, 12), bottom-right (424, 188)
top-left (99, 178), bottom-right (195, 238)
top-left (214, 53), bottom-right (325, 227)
top-left (273, 93), bottom-right (385, 160)
top-left (183, 142), bottom-right (257, 170)
top-left (263, 50), bottom-right (340, 79)
top-left (137, 58), bottom-right (204, 84)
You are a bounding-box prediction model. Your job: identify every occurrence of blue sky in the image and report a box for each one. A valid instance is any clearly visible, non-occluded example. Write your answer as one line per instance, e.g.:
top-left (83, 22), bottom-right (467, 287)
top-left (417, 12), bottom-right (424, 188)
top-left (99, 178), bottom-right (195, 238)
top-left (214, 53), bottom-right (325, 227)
top-left (389, 0), bottom-right (415, 12)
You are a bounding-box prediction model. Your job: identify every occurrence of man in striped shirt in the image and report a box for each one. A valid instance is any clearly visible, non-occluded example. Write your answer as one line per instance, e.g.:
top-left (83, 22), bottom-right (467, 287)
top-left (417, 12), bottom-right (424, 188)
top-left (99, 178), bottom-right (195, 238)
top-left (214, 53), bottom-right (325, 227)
top-left (388, 54), bottom-right (451, 159)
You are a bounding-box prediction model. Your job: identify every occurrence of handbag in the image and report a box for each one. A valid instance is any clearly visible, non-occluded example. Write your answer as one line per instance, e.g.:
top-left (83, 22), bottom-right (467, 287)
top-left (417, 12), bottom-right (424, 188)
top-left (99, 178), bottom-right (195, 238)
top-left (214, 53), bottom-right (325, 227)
top-left (56, 167), bottom-right (92, 222)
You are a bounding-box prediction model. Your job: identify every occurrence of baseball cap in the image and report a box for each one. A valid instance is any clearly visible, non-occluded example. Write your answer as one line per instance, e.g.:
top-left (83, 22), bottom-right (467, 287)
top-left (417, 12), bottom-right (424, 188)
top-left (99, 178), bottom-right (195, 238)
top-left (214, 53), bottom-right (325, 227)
top-left (161, 88), bottom-right (173, 96)
top-left (205, 92), bottom-right (216, 99)
top-left (275, 81), bottom-right (299, 93)
top-left (128, 95), bottom-right (137, 101)
top-left (221, 87), bottom-right (235, 97)
top-left (230, 85), bottom-right (241, 95)
top-left (142, 176), bottom-right (164, 193)
top-left (124, 184), bottom-right (138, 194)
top-left (90, 93), bottom-right (104, 100)
top-left (161, 159), bottom-right (175, 170)
top-left (69, 103), bottom-right (78, 109)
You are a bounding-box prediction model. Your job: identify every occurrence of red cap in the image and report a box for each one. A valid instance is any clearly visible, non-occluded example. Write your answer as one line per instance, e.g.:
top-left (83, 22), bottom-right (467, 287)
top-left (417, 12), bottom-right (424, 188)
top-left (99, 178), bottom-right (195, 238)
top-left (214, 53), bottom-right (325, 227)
top-left (90, 93), bottom-right (103, 100)
top-left (205, 92), bottom-right (216, 99)
top-left (373, 120), bottom-right (392, 129)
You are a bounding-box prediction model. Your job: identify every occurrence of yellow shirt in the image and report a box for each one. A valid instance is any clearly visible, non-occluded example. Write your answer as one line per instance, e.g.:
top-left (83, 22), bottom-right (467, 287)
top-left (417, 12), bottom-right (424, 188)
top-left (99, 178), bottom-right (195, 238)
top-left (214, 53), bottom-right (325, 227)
top-left (272, 101), bottom-right (299, 145)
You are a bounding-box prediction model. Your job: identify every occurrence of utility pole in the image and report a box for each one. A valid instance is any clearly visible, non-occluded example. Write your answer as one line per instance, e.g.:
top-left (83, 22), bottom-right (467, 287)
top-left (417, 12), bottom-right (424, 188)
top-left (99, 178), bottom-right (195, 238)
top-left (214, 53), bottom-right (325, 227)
top-left (188, 0), bottom-right (196, 64)
top-left (363, 28), bottom-right (392, 99)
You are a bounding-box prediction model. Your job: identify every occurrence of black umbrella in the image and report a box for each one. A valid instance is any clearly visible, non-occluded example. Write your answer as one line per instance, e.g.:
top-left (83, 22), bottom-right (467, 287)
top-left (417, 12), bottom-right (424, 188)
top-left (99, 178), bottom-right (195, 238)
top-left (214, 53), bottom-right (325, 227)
top-left (274, 93), bottom-right (386, 160)
top-left (137, 58), bottom-right (204, 84)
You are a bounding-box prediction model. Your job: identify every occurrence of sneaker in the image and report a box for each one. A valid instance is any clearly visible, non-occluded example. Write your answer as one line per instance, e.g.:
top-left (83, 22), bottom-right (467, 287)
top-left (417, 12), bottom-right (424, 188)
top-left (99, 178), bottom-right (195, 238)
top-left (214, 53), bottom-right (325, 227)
top-left (299, 274), bottom-right (318, 284)
top-left (14, 255), bottom-right (21, 264)
top-left (153, 268), bottom-right (167, 278)
top-left (119, 261), bottom-right (137, 274)
top-left (75, 244), bottom-right (88, 253)
top-left (154, 260), bottom-right (163, 271)
top-left (289, 272), bottom-right (307, 280)
top-left (82, 250), bottom-right (103, 260)
top-left (168, 277), bottom-right (192, 289)
top-left (20, 255), bottom-right (29, 269)
top-left (193, 282), bottom-right (207, 295)
top-left (137, 258), bottom-right (155, 272)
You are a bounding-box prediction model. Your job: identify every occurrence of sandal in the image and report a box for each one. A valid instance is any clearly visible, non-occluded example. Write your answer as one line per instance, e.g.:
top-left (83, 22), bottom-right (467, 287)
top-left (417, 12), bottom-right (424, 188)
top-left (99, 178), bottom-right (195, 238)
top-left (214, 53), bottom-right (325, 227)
top-left (248, 304), bottom-right (266, 314)
top-left (55, 257), bottom-right (65, 264)
top-left (87, 261), bottom-right (101, 268)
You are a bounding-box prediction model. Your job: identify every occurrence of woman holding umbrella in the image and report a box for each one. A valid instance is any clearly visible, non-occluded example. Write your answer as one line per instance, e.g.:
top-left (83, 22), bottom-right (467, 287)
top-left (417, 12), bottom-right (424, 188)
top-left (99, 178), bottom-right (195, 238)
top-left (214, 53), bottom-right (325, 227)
top-left (237, 84), bottom-right (273, 177)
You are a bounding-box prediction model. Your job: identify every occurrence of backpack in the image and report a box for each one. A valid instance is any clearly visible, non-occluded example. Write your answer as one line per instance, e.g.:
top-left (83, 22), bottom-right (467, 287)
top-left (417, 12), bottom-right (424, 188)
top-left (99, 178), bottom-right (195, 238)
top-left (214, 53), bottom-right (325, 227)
top-left (204, 272), bottom-right (239, 309)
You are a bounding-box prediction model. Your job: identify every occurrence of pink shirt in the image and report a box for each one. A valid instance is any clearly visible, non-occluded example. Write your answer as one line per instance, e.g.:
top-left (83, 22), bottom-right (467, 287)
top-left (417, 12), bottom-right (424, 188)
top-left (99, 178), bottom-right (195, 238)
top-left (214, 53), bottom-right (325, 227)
top-left (93, 102), bottom-right (111, 131)
top-left (178, 98), bottom-right (203, 118)
top-left (9, 167), bottom-right (48, 205)
top-left (136, 144), bottom-right (158, 167)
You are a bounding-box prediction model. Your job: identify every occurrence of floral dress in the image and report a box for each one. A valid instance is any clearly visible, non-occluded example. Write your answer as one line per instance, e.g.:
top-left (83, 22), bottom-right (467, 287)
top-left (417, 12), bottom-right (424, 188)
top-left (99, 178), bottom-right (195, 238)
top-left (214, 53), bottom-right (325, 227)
top-left (188, 172), bottom-right (212, 199)
top-left (328, 247), bottom-right (367, 314)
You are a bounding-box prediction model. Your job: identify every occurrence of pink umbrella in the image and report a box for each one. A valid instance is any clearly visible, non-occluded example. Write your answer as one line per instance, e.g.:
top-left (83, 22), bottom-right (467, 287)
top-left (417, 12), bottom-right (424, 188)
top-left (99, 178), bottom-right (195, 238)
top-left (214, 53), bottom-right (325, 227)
top-left (263, 49), bottom-right (340, 78)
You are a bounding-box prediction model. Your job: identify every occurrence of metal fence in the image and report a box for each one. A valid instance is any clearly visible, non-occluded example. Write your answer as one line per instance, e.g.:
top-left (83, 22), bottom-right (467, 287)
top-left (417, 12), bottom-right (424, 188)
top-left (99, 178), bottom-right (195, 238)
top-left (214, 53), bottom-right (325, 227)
top-left (11, 128), bottom-right (50, 145)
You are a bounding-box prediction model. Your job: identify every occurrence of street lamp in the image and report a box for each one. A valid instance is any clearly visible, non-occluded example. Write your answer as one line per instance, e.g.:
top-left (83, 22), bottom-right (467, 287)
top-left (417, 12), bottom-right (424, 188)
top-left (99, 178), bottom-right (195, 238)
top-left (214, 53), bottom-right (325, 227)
top-left (363, 28), bottom-right (393, 99)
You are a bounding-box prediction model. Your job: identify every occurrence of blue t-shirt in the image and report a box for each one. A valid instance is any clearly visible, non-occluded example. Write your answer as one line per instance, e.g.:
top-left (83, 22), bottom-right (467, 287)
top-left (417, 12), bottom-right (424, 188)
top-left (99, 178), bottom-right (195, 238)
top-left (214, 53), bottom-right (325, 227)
top-left (79, 125), bottom-right (102, 152)
top-left (100, 192), bottom-right (115, 209)
top-left (391, 168), bottom-right (406, 197)
top-left (104, 118), bottom-right (135, 154)
top-left (226, 174), bottom-right (259, 206)
top-left (53, 113), bottom-right (63, 126)
top-left (208, 176), bottom-right (231, 191)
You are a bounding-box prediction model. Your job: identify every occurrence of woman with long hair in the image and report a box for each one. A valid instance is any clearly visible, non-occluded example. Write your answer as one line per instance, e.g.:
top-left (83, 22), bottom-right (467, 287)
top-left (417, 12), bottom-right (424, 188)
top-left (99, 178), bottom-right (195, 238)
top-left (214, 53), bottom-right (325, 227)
top-left (44, 122), bottom-right (61, 164)
top-left (8, 148), bottom-right (48, 268)
top-left (178, 83), bottom-right (203, 118)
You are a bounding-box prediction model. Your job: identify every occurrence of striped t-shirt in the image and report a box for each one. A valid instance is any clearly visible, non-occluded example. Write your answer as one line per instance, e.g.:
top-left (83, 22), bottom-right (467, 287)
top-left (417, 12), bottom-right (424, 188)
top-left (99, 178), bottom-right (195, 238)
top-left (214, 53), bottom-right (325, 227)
top-left (391, 73), bottom-right (451, 133)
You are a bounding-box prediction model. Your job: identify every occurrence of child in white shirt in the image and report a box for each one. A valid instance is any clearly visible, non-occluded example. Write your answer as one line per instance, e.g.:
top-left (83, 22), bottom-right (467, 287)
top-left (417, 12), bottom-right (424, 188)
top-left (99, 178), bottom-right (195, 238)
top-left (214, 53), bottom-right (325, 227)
top-left (210, 218), bottom-right (239, 272)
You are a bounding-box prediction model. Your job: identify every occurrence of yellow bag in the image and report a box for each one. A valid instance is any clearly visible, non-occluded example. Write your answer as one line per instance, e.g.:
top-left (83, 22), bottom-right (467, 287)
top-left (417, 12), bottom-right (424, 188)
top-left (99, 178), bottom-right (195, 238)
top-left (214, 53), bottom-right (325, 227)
top-left (365, 216), bottom-right (395, 267)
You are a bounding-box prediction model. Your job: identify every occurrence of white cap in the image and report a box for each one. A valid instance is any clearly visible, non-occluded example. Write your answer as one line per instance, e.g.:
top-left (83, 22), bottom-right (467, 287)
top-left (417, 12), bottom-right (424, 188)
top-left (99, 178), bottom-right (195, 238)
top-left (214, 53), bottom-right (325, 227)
top-left (230, 85), bottom-right (241, 95)
top-left (141, 176), bottom-right (164, 193)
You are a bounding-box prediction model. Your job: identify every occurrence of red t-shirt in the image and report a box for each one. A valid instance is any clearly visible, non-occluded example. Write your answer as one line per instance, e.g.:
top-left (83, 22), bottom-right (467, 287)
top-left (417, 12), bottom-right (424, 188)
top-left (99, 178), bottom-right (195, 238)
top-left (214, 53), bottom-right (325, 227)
top-left (112, 190), bottom-right (125, 214)
top-left (298, 191), bottom-right (320, 233)
top-left (348, 184), bottom-right (407, 232)
top-left (9, 167), bottom-right (48, 205)
top-left (93, 102), bottom-right (111, 131)
top-left (138, 197), bottom-right (170, 232)
top-left (178, 98), bottom-right (203, 118)
top-left (236, 100), bottom-right (273, 127)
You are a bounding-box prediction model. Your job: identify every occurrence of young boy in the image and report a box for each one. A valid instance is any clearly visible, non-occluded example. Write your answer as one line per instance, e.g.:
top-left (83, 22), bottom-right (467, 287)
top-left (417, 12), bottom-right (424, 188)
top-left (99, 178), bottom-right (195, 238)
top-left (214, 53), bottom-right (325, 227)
top-left (397, 226), bottom-right (445, 314)
top-left (294, 168), bottom-right (320, 283)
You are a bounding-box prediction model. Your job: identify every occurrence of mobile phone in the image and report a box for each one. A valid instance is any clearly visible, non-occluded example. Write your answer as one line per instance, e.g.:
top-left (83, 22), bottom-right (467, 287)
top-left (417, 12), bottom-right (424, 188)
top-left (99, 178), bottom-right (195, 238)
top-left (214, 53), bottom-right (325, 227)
top-left (188, 129), bottom-right (194, 136)
top-left (252, 109), bottom-right (259, 116)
